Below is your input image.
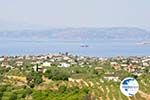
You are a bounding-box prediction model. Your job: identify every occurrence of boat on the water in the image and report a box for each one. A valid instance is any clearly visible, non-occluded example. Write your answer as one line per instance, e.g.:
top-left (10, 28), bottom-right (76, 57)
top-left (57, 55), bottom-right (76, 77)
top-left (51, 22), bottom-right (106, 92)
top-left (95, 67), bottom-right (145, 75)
top-left (136, 41), bottom-right (150, 45)
top-left (80, 45), bottom-right (89, 47)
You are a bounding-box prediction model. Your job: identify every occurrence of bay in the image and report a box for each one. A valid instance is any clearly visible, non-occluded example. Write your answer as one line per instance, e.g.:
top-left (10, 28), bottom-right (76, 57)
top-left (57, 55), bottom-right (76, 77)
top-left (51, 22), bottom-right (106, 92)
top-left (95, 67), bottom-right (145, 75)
top-left (0, 40), bottom-right (150, 57)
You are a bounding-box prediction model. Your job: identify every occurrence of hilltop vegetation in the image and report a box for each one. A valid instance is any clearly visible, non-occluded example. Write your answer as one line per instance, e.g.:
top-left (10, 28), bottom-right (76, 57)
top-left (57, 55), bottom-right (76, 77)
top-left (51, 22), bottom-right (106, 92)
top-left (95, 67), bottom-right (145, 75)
top-left (0, 54), bottom-right (150, 100)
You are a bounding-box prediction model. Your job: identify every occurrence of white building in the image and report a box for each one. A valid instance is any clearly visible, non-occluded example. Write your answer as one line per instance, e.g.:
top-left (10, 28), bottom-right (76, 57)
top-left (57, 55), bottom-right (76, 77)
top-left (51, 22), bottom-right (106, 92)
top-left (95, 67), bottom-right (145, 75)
top-left (42, 62), bottom-right (51, 67)
top-left (110, 62), bottom-right (118, 66)
top-left (104, 75), bottom-right (119, 82)
top-left (58, 63), bottom-right (70, 68)
top-left (142, 62), bottom-right (149, 67)
top-left (0, 58), bottom-right (4, 62)
top-left (16, 61), bottom-right (23, 66)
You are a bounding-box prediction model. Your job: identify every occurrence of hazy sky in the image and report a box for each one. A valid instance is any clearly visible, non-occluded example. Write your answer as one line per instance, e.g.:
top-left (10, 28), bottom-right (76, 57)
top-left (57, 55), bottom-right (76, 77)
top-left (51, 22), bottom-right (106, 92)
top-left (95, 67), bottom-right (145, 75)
top-left (0, 0), bottom-right (150, 29)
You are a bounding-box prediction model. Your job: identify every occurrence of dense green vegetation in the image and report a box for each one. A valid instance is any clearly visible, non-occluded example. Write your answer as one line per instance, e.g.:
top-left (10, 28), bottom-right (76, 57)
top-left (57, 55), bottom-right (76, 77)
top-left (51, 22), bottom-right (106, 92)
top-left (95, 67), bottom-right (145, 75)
top-left (0, 85), bottom-right (90, 100)
top-left (0, 56), bottom-right (149, 100)
top-left (44, 67), bottom-right (70, 81)
top-left (26, 72), bottom-right (43, 88)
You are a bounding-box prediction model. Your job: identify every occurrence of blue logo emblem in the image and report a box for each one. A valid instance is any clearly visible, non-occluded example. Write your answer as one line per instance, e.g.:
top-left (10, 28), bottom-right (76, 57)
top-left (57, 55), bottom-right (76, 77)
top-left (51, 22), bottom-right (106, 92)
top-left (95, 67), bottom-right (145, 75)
top-left (120, 77), bottom-right (139, 96)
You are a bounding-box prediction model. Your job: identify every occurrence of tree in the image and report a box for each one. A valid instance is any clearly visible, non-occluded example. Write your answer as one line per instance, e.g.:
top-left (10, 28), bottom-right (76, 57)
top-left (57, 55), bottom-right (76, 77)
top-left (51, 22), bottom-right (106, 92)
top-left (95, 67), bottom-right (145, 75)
top-left (26, 72), bottom-right (43, 88)
top-left (59, 86), bottom-right (67, 93)
top-left (44, 67), bottom-right (70, 81)
top-left (9, 93), bottom-right (17, 100)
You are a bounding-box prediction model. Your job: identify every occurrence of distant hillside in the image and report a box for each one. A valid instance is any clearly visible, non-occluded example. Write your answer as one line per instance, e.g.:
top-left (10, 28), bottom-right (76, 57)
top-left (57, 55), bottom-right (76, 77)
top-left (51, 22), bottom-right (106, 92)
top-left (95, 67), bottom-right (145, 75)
top-left (0, 27), bottom-right (150, 41)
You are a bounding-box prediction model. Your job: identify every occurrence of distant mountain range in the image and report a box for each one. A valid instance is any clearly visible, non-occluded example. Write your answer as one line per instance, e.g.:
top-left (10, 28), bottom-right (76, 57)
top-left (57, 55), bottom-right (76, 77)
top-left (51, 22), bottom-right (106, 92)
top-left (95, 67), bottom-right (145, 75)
top-left (0, 27), bottom-right (150, 41)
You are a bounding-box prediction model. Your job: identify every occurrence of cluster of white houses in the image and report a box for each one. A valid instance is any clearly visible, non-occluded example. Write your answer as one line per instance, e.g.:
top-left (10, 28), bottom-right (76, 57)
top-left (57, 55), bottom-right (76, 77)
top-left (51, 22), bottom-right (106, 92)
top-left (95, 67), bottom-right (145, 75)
top-left (0, 54), bottom-right (149, 82)
top-left (110, 56), bottom-right (150, 74)
top-left (0, 53), bottom-right (92, 72)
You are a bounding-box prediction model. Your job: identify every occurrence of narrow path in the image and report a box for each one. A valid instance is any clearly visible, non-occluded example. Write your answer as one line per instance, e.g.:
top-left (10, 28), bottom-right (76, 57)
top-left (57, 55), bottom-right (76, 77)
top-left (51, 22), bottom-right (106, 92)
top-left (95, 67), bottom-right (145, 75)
top-left (106, 86), bottom-right (110, 100)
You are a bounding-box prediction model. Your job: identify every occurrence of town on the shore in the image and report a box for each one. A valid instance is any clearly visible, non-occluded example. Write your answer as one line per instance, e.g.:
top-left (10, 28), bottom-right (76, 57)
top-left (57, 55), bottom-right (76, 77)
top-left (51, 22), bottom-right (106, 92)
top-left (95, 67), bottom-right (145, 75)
top-left (0, 53), bottom-right (149, 82)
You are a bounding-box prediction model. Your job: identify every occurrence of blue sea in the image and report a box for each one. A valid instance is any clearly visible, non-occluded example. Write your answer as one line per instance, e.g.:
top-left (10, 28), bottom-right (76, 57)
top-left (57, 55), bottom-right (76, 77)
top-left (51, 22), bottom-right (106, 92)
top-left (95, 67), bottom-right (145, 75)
top-left (0, 40), bottom-right (150, 57)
